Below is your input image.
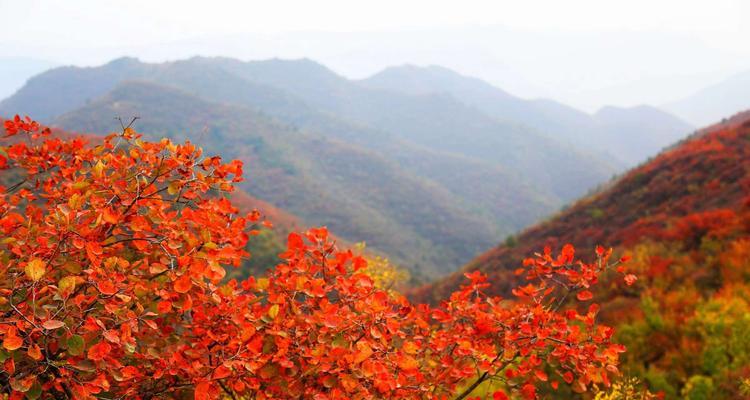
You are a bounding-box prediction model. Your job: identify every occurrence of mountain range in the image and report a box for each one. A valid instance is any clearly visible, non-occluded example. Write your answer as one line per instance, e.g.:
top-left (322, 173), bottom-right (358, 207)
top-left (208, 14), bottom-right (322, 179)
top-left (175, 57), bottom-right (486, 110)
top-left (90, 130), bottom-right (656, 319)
top-left (361, 64), bottom-right (694, 166)
top-left (0, 56), bottom-right (693, 278)
top-left (665, 69), bottom-right (750, 127)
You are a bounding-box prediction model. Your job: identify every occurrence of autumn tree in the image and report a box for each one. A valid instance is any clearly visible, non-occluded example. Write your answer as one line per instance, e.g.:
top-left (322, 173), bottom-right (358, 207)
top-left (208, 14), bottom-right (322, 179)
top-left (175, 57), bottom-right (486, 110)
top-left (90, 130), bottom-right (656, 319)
top-left (0, 116), bottom-right (633, 399)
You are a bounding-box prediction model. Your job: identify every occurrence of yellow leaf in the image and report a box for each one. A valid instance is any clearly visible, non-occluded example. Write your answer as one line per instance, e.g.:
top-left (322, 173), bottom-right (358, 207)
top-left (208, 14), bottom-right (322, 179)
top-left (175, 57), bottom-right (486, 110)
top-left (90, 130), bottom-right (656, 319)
top-left (403, 340), bottom-right (419, 355)
top-left (72, 181), bottom-right (89, 190)
top-left (58, 276), bottom-right (77, 297)
top-left (353, 342), bottom-right (373, 364)
top-left (167, 181), bottom-right (180, 195)
top-left (92, 160), bottom-right (105, 178)
top-left (25, 258), bottom-right (45, 281)
top-left (256, 278), bottom-right (270, 291)
top-left (268, 304), bottom-right (280, 319)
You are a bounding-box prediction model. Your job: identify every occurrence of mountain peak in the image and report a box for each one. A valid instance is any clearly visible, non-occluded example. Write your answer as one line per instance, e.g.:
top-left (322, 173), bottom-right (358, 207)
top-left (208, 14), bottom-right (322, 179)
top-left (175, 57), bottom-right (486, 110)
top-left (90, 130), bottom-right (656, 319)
top-left (361, 63), bottom-right (515, 101)
top-left (105, 56), bottom-right (143, 68)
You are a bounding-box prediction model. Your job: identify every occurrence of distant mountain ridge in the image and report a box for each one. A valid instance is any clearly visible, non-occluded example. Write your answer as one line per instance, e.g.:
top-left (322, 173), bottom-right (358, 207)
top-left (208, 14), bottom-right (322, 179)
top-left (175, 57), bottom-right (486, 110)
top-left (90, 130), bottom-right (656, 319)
top-left (0, 57), bottom-right (58, 102)
top-left (50, 79), bottom-right (552, 279)
top-left (0, 56), bottom-right (691, 277)
top-left (665, 69), bottom-right (750, 127)
top-left (361, 64), bottom-right (694, 166)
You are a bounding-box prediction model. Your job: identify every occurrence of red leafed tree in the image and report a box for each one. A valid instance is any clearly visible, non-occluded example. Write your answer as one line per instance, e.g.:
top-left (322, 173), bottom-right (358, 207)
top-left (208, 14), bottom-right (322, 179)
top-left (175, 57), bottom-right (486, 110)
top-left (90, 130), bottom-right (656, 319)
top-left (0, 116), bottom-right (632, 399)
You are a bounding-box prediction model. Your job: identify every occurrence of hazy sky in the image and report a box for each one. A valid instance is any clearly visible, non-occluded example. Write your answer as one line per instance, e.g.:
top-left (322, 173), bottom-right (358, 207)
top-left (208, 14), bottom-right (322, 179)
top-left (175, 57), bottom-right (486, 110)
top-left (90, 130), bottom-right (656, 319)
top-left (2, 0), bottom-right (749, 111)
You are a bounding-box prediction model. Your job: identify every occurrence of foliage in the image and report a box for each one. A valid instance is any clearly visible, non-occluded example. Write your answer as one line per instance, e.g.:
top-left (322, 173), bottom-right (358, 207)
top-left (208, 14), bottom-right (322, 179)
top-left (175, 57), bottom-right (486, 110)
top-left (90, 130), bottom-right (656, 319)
top-left (592, 377), bottom-right (657, 400)
top-left (0, 117), bottom-right (630, 399)
top-left (419, 114), bottom-right (750, 398)
top-left (353, 242), bottom-right (410, 293)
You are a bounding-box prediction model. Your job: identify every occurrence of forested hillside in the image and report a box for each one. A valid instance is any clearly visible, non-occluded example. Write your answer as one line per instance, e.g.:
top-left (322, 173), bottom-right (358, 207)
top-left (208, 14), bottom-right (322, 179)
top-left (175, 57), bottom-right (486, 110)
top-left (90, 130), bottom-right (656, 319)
top-left (0, 57), bottom-right (614, 277)
top-left (51, 81), bottom-right (530, 279)
top-left (417, 110), bottom-right (750, 398)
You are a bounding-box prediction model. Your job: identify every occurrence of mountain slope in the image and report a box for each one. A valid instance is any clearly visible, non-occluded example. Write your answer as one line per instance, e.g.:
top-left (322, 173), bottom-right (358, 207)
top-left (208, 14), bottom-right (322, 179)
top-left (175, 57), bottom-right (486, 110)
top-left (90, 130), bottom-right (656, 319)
top-left (592, 105), bottom-right (695, 165)
top-left (51, 80), bottom-right (525, 279)
top-left (0, 56), bottom-right (561, 207)
top-left (417, 111), bottom-right (750, 398)
top-left (665, 69), bottom-right (750, 127)
top-left (0, 57), bottom-right (57, 102)
top-left (200, 57), bottom-right (617, 201)
top-left (362, 64), bottom-right (693, 166)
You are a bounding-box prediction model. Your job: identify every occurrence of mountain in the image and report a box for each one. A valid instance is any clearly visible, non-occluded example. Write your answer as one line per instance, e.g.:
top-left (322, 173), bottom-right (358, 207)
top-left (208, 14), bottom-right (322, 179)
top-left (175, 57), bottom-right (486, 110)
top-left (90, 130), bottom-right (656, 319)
top-left (361, 64), bottom-right (693, 166)
top-left (592, 105), bottom-right (695, 165)
top-left (416, 111), bottom-right (750, 398)
top-left (665, 69), bottom-right (750, 127)
top-left (0, 56), bottom-right (622, 276)
top-left (51, 80), bottom-right (545, 279)
top-left (204, 57), bottom-right (616, 201)
top-left (0, 57), bottom-right (57, 102)
top-left (0, 56), bottom-right (611, 202)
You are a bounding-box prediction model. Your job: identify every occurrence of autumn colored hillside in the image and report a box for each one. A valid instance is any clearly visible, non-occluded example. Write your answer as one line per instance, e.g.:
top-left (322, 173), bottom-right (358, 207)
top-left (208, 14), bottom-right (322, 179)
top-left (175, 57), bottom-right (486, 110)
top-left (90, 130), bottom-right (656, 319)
top-left (416, 110), bottom-right (750, 398)
top-left (0, 116), bottom-right (630, 399)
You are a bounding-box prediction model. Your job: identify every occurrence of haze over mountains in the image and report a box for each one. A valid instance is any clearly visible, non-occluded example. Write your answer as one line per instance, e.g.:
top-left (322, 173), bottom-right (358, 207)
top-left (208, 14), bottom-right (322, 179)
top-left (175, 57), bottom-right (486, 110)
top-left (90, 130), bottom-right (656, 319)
top-left (0, 57), bottom-right (57, 102)
top-left (665, 69), bottom-right (750, 126)
top-left (0, 56), bottom-right (694, 278)
top-left (361, 65), bottom-right (693, 166)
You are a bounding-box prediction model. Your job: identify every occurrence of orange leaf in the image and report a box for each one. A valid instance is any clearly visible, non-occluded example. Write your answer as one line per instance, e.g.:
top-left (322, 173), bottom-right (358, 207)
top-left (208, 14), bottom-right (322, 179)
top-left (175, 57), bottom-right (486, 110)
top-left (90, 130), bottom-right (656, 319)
top-left (535, 369), bottom-right (548, 381)
top-left (97, 280), bottom-right (117, 296)
top-left (87, 341), bottom-right (111, 361)
top-left (174, 274), bottom-right (192, 294)
top-left (397, 355), bottom-right (419, 371)
top-left (353, 342), bottom-right (374, 364)
top-left (194, 382), bottom-right (212, 400)
top-left (157, 300), bottom-right (173, 314)
top-left (27, 343), bottom-right (43, 360)
top-left (493, 391), bottom-right (509, 400)
top-left (102, 207), bottom-right (120, 224)
top-left (3, 335), bottom-right (22, 351)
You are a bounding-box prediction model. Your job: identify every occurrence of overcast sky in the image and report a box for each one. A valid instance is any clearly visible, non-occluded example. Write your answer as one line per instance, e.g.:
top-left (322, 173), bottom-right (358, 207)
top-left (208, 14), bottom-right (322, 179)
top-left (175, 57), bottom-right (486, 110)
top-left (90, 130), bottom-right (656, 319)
top-left (2, 0), bottom-right (749, 111)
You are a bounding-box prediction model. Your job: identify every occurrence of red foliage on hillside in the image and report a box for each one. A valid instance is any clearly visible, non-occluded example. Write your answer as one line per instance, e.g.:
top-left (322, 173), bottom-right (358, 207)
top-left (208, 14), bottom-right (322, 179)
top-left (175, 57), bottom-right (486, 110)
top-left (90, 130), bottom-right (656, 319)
top-left (416, 111), bottom-right (750, 398)
top-left (416, 111), bottom-right (750, 302)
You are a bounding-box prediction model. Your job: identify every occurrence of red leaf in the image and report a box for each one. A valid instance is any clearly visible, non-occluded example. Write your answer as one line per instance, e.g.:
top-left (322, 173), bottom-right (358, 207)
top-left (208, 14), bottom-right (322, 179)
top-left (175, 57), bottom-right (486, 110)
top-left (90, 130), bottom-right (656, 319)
top-left (212, 364), bottom-right (232, 380)
top-left (493, 391), bottom-right (509, 400)
top-left (576, 290), bottom-right (593, 301)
